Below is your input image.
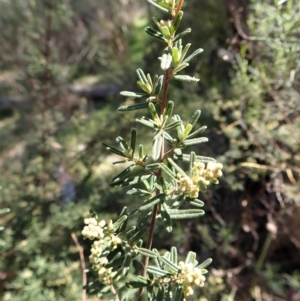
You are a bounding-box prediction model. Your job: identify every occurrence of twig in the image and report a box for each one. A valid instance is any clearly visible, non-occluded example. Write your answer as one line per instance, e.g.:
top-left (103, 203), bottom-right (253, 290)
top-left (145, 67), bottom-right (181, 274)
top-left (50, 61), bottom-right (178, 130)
top-left (71, 232), bottom-right (87, 301)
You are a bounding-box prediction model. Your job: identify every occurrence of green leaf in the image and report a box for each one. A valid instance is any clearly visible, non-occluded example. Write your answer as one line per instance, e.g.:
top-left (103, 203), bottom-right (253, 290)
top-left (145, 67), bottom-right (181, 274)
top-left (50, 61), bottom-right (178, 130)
top-left (156, 286), bottom-right (165, 301)
top-left (174, 153), bottom-right (215, 163)
top-left (110, 175), bottom-right (152, 188)
top-left (147, 0), bottom-right (169, 12)
top-left (149, 102), bottom-right (160, 124)
top-left (181, 43), bottom-right (191, 61)
top-left (105, 255), bottom-right (125, 268)
top-left (183, 123), bottom-right (193, 138)
top-left (154, 74), bottom-right (164, 95)
top-left (139, 144), bottom-right (144, 159)
top-left (164, 100), bottom-right (174, 118)
top-left (173, 63), bottom-right (189, 73)
top-left (130, 129), bottom-right (136, 155)
top-left (174, 285), bottom-right (184, 301)
top-left (183, 137), bottom-right (208, 146)
top-left (145, 26), bottom-right (166, 41)
top-left (172, 10), bottom-right (183, 33)
top-left (137, 211), bottom-right (152, 227)
top-left (137, 80), bottom-right (152, 94)
top-left (136, 68), bottom-right (148, 83)
top-left (189, 151), bottom-right (196, 173)
top-left (128, 227), bottom-right (148, 244)
top-left (147, 265), bottom-right (172, 277)
top-left (173, 74), bottom-right (200, 82)
top-left (168, 208), bottom-right (205, 219)
top-left (126, 276), bottom-right (149, 288)
top-left (167, 158), bottom-right (187, 177)
top-left (120, 91), bottom-right (147, 98)
top-left (122, 254), bottom-right (132, 276)
top-left (161, 203), bottom-right (172, 232)
top-left (172, 47), bottom-right (180, 65)
top-left (160, 25), bottom-right (171, 38)
top-left (186, 126), bottom-right (207, 139)
top-left (170, 246), bottom-right (178, 264)
top-left (182, 47), bottom-right (204, 64)
top-left (112, 164), bottom-right (136, 182)
top-left (118, 102), bottom-right (150, 111)
top-left (127, 188), bottom-right (150, 196)
top-left (188, 110), bottom-right (201, 127)
top-left (138, 193), bottom-right (164, 212)
top-left (136, 116), bottom-right (156, 128)
top-left (160, 255), bottom-right (180, 272)
top-left (185, 251), bottom-right (196, 265)
top-left (102, 143), bottom-right (127, 157)
top-left (157, 163), bottom-right (176, 179)
top-left (173, 28), bottom-right (191, 43)
top-left (112, 215), bottom-right (128, 231)
top-left (137, 248), bottom-right (158, 258)
top-left (164, 120), bottom-right (182, 131)
top-left (152, 133), bottom-right (163, 160)
top-left (197, 258), bottom-right (212, 269)
top-left (188, 199), bottom-right (205, 208)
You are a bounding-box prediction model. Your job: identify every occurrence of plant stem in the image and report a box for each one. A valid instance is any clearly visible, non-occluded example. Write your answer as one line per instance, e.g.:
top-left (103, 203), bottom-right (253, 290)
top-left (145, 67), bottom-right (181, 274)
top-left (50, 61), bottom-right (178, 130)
top-left (137, 66), bottom-right (170, 301)
top-left (137, 203), bottom-right (159, 301)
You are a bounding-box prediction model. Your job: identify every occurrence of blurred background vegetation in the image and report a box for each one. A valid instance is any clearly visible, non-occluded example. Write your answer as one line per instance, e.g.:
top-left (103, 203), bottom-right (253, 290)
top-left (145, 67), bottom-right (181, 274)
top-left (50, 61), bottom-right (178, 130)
top-left (0, 0), bottom-right (299, 300)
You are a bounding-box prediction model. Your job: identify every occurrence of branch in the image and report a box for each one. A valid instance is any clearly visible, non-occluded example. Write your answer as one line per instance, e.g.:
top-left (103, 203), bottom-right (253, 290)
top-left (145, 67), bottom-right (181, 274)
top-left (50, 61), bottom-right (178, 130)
top-left (71, 232), bottom-right (87, 301)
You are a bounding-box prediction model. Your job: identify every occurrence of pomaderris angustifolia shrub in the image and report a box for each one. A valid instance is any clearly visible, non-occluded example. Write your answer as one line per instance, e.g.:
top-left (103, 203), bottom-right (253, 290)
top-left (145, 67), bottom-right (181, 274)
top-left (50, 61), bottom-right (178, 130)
top-left (82, 0), bottom-right (223, 300)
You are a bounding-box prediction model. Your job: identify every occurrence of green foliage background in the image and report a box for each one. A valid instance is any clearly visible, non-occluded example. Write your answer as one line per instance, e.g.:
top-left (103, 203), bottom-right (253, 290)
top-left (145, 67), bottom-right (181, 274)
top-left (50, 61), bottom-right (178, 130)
top-left (0, 0), bottom-right (299, 300)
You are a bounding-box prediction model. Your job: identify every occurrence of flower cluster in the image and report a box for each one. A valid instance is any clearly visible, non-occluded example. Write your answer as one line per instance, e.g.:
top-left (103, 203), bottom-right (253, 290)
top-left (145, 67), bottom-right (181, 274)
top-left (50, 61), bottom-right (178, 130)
top-left (175, 261), bottom-right (206, 296)
top-left (82, 218), bottom-right (122, 284)
top-left (177, 162), bottom-right (223, 198)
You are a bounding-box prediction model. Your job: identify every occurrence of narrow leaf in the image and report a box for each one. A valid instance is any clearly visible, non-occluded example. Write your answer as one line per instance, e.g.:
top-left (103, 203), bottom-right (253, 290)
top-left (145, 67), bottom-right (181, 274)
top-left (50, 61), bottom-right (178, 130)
top-left (173, 28), bottom-right (191, 43)
top-left (136, 68), bottom-right (148, 83)
top-left (173, 63), bottom-right (189, 74)
top-left (168, 208), bottom-right (205, 219)
top-left (147, 266), bottom-right (171, 277)
top-left (136, 117), bottom-right (156, 128)
top-left (183, 137), bottom-right (208, 146)
top-left (173, 75), bottom-right (199, 82)
top-left (170, 247), bottom-right (178, 264)
top-left (130, 129), bottom-right (136, 155)
top-left (102, 143), bottom-right (126, 157)
top-left (188, 199), bottom-right (205, 208)
top-left (145, 26), bottom-right (165, 41)
top-left (154, 74), bottom-right (164, 95)
top-left (167, 158), bottom-right (187, 177)
top-left (164, 120), bottom-right (182, 131)
top-left (127, 276), bottom-right (149, 288)
top-left (164, 100), bottom-right (174, 118)
top-left (188, 110), bottom-right (201, 127)
top-left (186, 126), bottom-right (207, 139)
top-left (112, 215), bottom-right (128, 231)
top-left (128, 227), bottom-right (148, 244)
top-left (172, 10), bottom-right (183, 33)
top-left (118, 102), bottom-right (150, 111)
top-left (182, 48), bottom-right (204, 64)
top-left (161, 203), bottom-right (172, 232)
top-left (160, 255), bottom-right (180, 272)
top-left (185, 251), bottom-right (196, 265)
top-left (110, 175), bottom-right (152, 188)
top-left (137, 248), bottom-right (158, 258)
top-left (146, 0), bottom-right (169, 12)
top-left (138, 193), bottom-right (164, 212)
top-left (197, 258), bottom-right (213, 269)
top-left (156, 286), bottom-right (165, 301)
top-left (120, 91), bottom-right (147, 98)
top-left (152, 134), bottom-right (163, 160)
